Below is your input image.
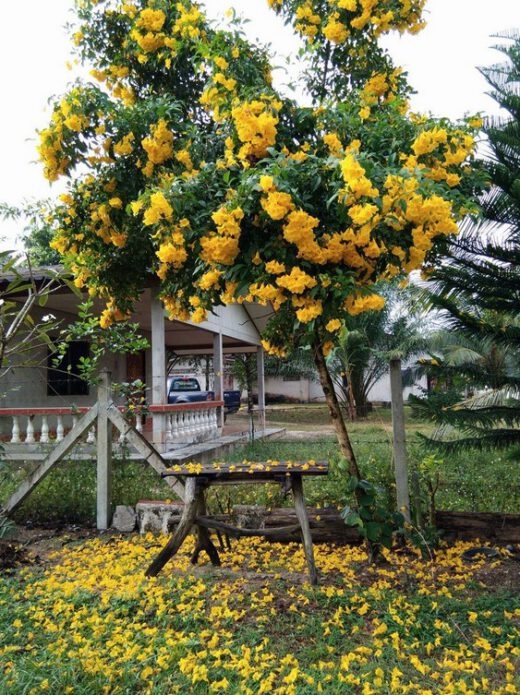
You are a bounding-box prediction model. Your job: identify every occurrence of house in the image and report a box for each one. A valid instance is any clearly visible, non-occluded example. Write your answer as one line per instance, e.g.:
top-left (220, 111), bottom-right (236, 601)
top-left (0, 268), bottom-right (271, 453)
top-left (263, 365), bottom-right (427, 406)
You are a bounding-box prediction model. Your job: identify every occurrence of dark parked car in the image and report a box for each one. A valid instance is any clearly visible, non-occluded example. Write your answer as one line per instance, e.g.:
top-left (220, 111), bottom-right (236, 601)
top-left (167, 377), bottom-right (241, 414)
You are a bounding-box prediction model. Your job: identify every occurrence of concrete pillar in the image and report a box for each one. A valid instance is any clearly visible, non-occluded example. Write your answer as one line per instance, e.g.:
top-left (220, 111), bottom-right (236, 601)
top-left (213, 332), bottom-right (224, 429)
top-left (151, 292), bottom-right (166, 449)
top-left (97, 370), bottom-right (112, 530)
top-left (256, 345), bottom-right (266, 430)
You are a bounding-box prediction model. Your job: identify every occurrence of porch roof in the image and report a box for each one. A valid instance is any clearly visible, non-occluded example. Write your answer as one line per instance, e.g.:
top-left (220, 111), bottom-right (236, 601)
top-left (3, 265), bottom-right (273, 354)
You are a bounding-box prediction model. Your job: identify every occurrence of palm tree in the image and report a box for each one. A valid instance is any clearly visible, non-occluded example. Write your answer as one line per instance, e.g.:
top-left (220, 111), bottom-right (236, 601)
top-left (327, 283), bottom-right (427, 418)
top-left (415, 31), bottom-right (520, 451)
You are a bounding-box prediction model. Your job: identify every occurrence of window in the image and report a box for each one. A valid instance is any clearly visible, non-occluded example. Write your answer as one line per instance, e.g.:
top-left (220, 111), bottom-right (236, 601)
top-left (47, 341), bottom-right (90, 396)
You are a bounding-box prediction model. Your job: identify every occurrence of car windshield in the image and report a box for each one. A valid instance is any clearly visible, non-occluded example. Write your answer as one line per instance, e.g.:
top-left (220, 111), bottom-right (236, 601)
top-left (170, 379), bottom-right (199, 391)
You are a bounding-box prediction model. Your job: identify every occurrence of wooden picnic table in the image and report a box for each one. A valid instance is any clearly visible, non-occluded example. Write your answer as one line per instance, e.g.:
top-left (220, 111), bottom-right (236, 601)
top-left (145, 460), bottom-right (329, 584)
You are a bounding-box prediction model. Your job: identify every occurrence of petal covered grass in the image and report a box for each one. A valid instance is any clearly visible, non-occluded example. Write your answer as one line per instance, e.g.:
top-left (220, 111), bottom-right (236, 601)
top-left (1, 536), bottom-right (518, 694)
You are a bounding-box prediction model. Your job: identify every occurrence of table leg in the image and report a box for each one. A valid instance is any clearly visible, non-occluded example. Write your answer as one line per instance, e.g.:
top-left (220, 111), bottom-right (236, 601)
top-left (191, 492), bottom-right (221, 567)
top-left (145, 477), bottom-right (198, 577)
top-left (291, 474), bottom-right (318, 585)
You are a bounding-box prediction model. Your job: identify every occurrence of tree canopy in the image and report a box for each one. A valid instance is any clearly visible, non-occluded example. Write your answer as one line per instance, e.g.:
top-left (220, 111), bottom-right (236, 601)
top-left (36, 0), bottom-right (489, 487)
top-left (39, 0), bottom-right (485, 360)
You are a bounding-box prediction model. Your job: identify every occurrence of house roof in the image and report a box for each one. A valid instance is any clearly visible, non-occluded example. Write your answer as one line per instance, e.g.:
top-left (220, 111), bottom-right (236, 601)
top-left (2, 265), bottom-right (272, 354)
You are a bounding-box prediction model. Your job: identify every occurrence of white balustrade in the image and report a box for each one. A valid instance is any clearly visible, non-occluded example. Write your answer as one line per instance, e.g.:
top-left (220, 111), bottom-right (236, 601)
top-left (162, 404), bottom-right (221, 447)
top-left (40, 416), bottom-right (50, 443)
top-left (25, 417), bottom-right (35, 444)
top-left (56, 415), bottom-right (64, 442)
top-left (11, 416), bottom-right (20, 443)
top-left (0, 402), bottom-right (222, 451)
top-left (0, 411), bottom-right (92, 446)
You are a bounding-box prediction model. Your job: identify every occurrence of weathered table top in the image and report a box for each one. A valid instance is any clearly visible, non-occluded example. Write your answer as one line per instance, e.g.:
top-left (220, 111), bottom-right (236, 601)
top-left (162, 459), bottom-right (329, 483)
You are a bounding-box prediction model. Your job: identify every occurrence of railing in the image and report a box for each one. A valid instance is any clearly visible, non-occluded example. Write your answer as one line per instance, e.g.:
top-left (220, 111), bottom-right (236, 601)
top-left (0, 401), bottom-right (223, 449)
top-left (148, 401), bottom-right (223, 447)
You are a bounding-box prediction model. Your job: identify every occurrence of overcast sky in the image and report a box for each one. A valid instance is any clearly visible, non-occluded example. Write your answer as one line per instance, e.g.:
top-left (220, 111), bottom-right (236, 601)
top-left (1, 0), bottom-right (518, 247)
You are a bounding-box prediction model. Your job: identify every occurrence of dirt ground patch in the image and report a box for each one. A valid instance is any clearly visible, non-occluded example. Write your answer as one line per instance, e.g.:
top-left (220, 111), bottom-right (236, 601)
top-left (2, 525), bottom-right (519, 594)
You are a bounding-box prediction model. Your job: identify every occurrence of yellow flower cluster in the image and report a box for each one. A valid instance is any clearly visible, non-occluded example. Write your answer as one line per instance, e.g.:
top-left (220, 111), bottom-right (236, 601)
top-left (84, 199), bottom-right (126, 248)
top-left (323, 132), bottom-right (344, 156)
top-left (127, 2), bottom-right (204, 64)
top-left (141, 118), bottom-right (174, 170)
top-left (292, 295), bottom-right (323, 322)
top-left (323, 13), bottom-right (350, 43)
top-left (38, 122), bottom-right (69, 181)
top-left (231, 99), bottom-right (280, 164)
top-left (99, 298), bottom-right (130, 328)
top-left (197, 268), bottom-right (223, 291)
top-left (136, 7), bottom-right (166, 33)
top-left (163, 294), bottom-right (190, 322)
top-left (247, 282), bottom-right (287, 310)
top-left (261, 190), bottom-right (295, 220)
top-left (200, 206), bottom-right (244, 266)
top-left (156, 219), bottom-right (190, 277)
top-left (261, 338), bottom-right (287, 357)
top-left (114, 132), bottom-right (135, 156)
top-left (276, 266), bottom-right (317, 294)
top-left (404, 126), bottom-right (476, 187)
top-left (141, 191), bottom-right (173, 226)
top-left (282, 210), bottom-right (323, 262)
top-left (130, 7), bottom-right (168, 54)
top-left (172, 2), bottom-right (204, 41)
top-left (344, 291), bottom-right (385, 315)
top-left (38, 91), bottom-right (93, 181)
top-left (272, 0), bottom-right (426, 47)
top-left (200, 56), bottom-right (239, 122)
top-left (91, 64), bottom-right (135, 105)
top-left (294, 1), bottom-right (321, 39)
top-left (341, 151), bottom-right (378, 202)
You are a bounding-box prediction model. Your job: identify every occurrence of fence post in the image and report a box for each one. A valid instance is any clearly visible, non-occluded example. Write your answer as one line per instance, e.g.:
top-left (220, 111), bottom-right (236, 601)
top-left (97, 370), bottom-right (112, 530)
top-left (389, 358), bottom-right (411, 524)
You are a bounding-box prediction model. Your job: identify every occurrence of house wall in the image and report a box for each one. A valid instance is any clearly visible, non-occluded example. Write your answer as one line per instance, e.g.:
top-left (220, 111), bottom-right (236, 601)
top-left (264, 376), bottom-right (324, 403)
top-left (0, 303), bottom-right (127, 411)
top-left (366, 372), bottom-right (427, 404)
top-left (261, 370), bottom-right (427, 404)
top-left (0, 345), bottom-right (123, 409)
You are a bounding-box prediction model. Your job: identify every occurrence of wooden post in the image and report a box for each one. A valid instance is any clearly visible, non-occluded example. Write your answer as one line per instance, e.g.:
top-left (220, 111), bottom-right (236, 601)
top-left (97, 370), bottom-right (112, 530)
top-left (389, 358), bottom-right (411, 523)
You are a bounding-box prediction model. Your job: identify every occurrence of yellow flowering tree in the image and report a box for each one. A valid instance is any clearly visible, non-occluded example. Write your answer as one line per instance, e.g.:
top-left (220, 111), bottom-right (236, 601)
top-left (40, 0), bottom-right (486, 481)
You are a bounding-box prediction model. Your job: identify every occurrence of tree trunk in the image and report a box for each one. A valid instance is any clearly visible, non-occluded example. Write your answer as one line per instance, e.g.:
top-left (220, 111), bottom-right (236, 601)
top-left (350, 370), bottom-right (370, 418)
top-left (341, 371), bottom-right (357, 421)
top-left (313, 339), bottom-right (362, 479)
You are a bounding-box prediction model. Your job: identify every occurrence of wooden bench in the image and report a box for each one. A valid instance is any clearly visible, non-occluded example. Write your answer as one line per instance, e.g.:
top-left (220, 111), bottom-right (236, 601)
top-left (145, 460), bottom-right (329, 584)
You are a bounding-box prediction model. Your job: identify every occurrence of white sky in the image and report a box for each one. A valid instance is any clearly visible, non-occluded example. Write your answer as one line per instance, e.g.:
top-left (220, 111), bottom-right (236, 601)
top-left (1, 0), bottom-right (518, 247)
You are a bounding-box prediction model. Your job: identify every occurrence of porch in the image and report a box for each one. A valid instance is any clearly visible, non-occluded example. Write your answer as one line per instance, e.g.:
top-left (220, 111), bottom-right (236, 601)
top-left (0, 400), bottom-right (282, 464)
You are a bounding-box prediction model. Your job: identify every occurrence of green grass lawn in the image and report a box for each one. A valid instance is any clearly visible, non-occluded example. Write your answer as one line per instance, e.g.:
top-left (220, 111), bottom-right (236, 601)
top-left (1, 406), bottom-right (518, 694)
top-left (1, 405), bottom-right (517, 525)
top-left (1, 535), bottom-right (518, 694)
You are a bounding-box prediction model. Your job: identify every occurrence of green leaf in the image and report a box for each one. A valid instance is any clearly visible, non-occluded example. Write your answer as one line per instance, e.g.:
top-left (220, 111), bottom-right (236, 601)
top-left (364, 521), bottom-right (382, 542)
top-left (341, 509), bottom-right (363, 528)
